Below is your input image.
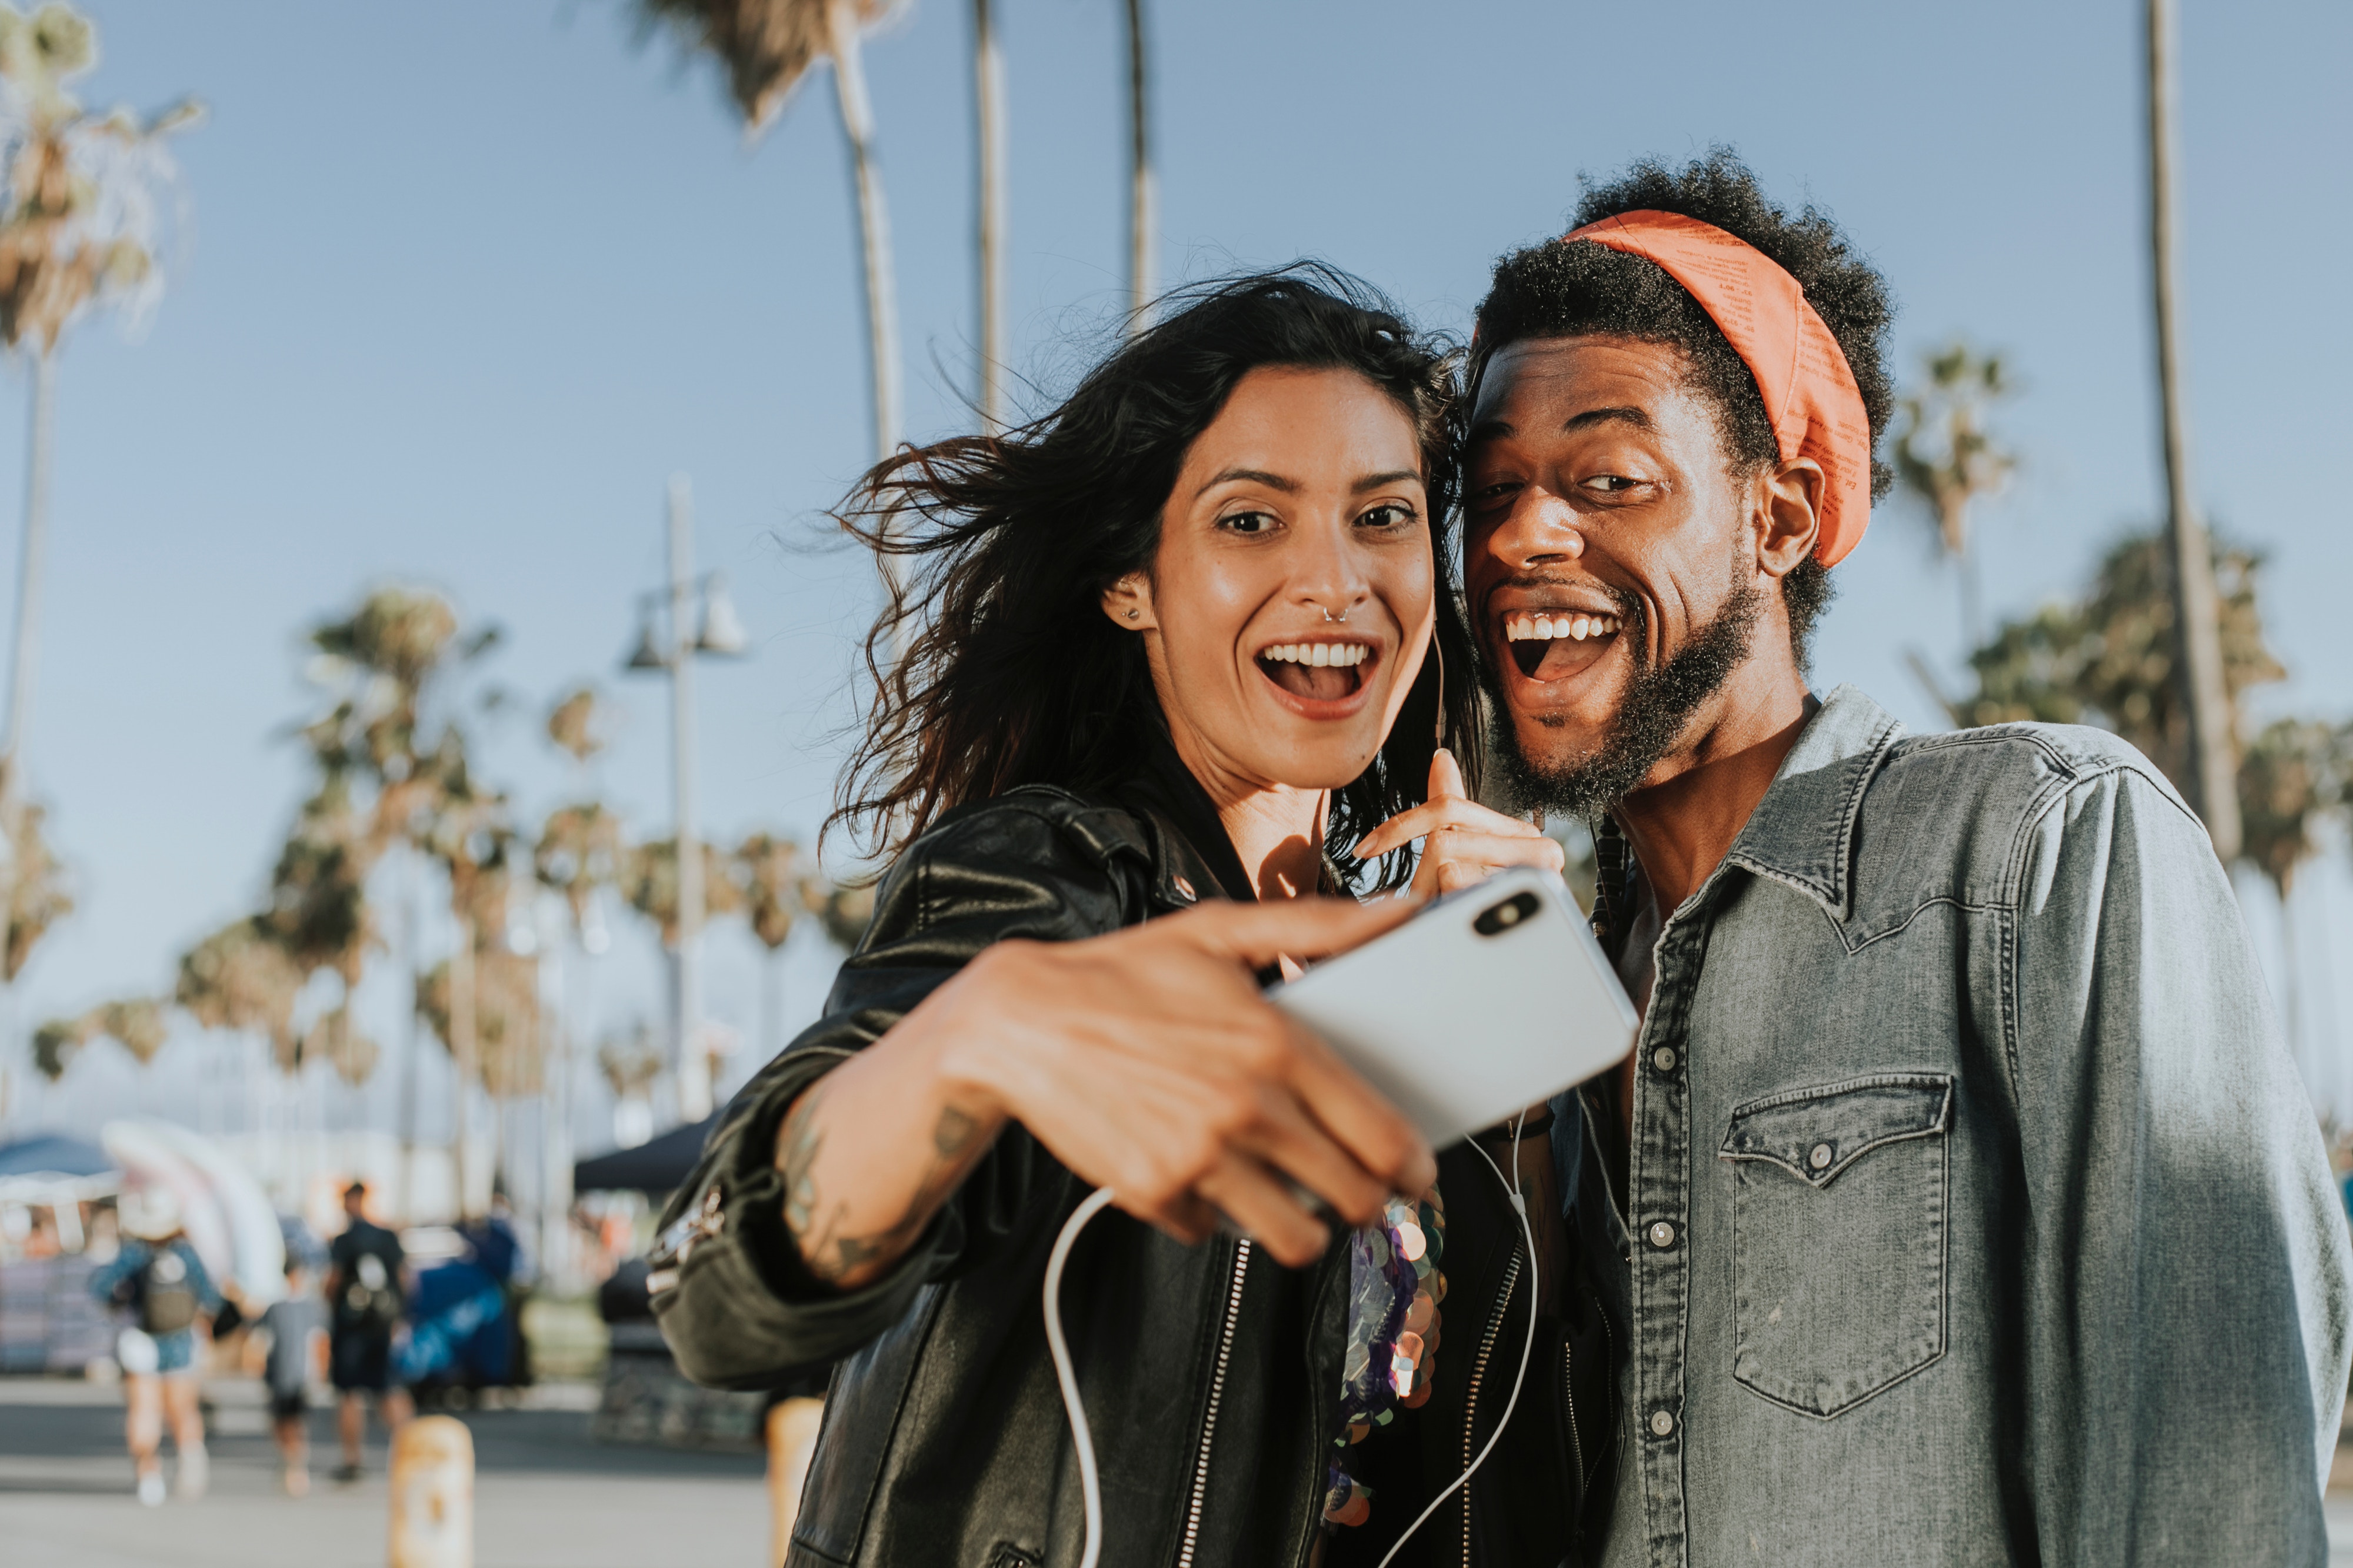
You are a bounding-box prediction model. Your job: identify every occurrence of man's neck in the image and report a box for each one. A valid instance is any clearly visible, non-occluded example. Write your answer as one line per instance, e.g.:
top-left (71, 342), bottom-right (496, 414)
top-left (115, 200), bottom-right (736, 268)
top-left (1615, 662), bottom-right (1817, 915)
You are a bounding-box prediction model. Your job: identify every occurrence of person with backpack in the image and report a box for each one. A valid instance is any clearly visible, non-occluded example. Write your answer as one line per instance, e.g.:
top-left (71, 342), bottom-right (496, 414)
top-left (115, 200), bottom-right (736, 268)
top-left (325, 1180), bottom-right (412, 1481)
top-left (89, 1186), bottom-right (221, 1506)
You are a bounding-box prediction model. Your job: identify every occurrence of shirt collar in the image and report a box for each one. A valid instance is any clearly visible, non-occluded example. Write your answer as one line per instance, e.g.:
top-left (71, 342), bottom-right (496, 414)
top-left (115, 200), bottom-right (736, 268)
top-left (1717, 684), bottom-right (1905, 920)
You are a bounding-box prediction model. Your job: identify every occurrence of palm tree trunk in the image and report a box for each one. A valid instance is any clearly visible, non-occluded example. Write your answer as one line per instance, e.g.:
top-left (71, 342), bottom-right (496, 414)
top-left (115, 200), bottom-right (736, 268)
top-left (451, 914), bottom-right (476, 1222)
top-left (2145, 0), bottom-right (2241, 860)
top-left (974, 0), bottom-right (1008, 432)
top-left (829, 0), bottom-right (909, 643)
top-left (0, 350), bottom-right (55, 832)
top-left (1123, 0), bottom-right (1155, 328)
top-left (829, 0), bottom-right (902, 467)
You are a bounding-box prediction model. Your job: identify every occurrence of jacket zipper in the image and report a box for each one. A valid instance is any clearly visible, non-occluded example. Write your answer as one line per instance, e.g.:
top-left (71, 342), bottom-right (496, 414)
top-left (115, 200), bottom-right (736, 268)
top-left (1175, 1236), bottom-right (1251, 1568)
top-left (1562, 1317), bottom-right (1585, 1501)
top-left (1460, 1243), bottom-right (1523, 1568)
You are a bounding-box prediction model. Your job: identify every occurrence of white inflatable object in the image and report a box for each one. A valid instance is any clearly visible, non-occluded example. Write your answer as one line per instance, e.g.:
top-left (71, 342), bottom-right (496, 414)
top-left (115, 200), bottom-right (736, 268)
top-left (135, 1120), bottom-right (285, 1307)
top-left (101, 1122), bottom-right (235, 1300)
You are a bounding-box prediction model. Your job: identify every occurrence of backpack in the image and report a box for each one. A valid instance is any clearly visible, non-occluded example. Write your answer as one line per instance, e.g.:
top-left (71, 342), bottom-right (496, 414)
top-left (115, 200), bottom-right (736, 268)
top-left (341, 1249), bottom-right (401, 1332)
top-left (138, 1247), bottom-right (198, 1336)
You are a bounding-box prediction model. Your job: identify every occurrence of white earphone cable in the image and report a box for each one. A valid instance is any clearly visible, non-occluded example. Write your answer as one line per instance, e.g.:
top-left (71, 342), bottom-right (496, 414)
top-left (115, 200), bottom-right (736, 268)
top-left (1044, 1185), bottom-right (1119, 1568)
top-left (1045, 1113), bottom-right (1542, 1568)
top-left (1372, 1112), bottom-right (1541, 1568)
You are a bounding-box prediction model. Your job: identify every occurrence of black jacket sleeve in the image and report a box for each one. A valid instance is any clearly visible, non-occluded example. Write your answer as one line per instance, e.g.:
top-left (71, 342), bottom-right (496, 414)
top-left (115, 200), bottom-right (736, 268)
top-left (649, 789), bottom-right (1152, 1389)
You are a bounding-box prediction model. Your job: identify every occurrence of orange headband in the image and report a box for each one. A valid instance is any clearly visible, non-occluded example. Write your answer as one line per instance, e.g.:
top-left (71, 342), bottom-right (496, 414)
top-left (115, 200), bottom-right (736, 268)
top-left (1562, 211), bottom-right (1872, 566)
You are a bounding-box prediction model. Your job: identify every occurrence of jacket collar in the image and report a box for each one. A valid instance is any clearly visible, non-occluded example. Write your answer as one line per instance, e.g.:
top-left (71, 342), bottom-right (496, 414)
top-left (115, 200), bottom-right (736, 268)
top-left (1717, 683), bottom-right (1904, 921)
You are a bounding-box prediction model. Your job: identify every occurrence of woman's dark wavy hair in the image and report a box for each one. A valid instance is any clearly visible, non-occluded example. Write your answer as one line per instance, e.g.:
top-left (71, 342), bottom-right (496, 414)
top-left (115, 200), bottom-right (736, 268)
top-left (1468, 148), bottom-right (1897, 672)
top-left (829, 264), bottom-right (1479, 891)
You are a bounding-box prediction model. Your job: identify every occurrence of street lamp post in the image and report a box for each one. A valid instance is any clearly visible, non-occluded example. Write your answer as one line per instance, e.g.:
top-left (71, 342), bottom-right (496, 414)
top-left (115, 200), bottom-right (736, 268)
top-left (624, 476), bottom-right (749, 1125)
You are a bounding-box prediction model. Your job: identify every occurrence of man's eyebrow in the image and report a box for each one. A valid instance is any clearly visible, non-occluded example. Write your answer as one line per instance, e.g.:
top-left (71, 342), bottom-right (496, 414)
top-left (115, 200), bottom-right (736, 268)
top-left (1466, 417), bottom-right (1516, 445)
top-left (1562, 405), bottom-right (1651, 433)
top-left (1198, 466), bottom-right (1298, 494)
top-left (1351, 469), bottom-right (1420, 494)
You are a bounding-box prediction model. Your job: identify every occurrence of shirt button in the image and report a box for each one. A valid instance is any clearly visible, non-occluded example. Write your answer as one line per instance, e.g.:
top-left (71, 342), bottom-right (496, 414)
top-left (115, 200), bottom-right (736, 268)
top-left (1647, 1220), bottom-right (1675, 1249)
top-left (1649, 1409), bottom-right (1676, 1437)
top-left (1652, 1046), bottom-right (1677, 1072)
top-left (1808, 1143), bottom-right (1834, 1171)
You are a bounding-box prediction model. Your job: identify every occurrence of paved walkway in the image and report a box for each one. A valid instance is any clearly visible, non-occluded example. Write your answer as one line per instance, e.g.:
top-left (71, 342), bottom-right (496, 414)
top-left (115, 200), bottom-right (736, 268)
top-left (0, 1375), bottom-right (769, 1568)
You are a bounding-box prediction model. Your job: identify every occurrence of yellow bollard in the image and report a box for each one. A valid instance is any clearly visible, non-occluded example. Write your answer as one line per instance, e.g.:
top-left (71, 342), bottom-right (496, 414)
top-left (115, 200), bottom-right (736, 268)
top-left (766, 1397), bottom-right (825, 1566)
top-left (388, 1415), bottom-right (474, 1568)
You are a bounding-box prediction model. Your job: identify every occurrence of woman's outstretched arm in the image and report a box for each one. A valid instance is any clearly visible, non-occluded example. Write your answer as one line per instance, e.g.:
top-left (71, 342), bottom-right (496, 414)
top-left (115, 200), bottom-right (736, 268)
top-left (774, 895), bottom-right (1438, 1289)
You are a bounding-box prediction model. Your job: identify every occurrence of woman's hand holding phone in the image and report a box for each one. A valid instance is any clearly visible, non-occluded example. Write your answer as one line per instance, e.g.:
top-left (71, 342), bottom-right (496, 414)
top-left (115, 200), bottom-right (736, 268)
top-left (774, 897), bottom-right (1438, 1287)
top-left (1353, 749), bottom-right (1565, 895)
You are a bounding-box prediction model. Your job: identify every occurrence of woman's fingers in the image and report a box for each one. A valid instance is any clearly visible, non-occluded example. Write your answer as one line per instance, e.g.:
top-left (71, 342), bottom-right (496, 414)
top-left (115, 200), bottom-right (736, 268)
top-left (1414, 830), bottom-right (1567, 896)
top-left (1192, 1155), bottom-right (1332, 1267)
top-left (1354, 796), bottom-right (1549, 861)
top-left (1159, 892), bottom-right (1419, 969)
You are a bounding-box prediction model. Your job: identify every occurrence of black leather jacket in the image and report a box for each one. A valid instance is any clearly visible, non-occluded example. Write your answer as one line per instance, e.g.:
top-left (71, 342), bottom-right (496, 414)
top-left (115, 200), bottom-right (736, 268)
top-left (651, 778), bottom-right (1616, 1567)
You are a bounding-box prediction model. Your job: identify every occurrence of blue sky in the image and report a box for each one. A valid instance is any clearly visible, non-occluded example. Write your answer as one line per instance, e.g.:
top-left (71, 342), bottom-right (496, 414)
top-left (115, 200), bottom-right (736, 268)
top-left (6, 0), bottom-right (2351, 1142)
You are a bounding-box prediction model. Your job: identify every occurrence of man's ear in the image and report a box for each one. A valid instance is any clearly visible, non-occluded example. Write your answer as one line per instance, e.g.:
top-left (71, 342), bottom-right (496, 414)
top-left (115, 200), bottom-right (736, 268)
top-left (1101, 571), bottom-right (1159, 631)
top-left (1752, 458), bottom-right (1824, 581)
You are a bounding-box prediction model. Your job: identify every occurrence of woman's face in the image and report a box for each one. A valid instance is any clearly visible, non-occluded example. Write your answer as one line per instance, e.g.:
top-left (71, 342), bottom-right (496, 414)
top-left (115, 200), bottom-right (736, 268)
top-left (1104, 365), bottom-right (1436, 800)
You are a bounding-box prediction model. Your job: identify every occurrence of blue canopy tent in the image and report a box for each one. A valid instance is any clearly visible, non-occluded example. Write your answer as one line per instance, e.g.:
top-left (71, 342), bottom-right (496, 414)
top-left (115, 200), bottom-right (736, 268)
top-left (0, 1133), bottom-right (114, 1179)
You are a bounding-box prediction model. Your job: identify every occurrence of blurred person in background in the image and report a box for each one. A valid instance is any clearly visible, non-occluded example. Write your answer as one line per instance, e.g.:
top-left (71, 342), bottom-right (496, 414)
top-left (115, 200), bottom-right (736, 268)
top-left (251, 1253), bottom-right (328, 1496)
top-left (89, 1187), bottom-right (220, 1506)
top-left (325, 1180), bottom-right (411, 1481)
top-left (651, 270), bottom-right (1576, 1564)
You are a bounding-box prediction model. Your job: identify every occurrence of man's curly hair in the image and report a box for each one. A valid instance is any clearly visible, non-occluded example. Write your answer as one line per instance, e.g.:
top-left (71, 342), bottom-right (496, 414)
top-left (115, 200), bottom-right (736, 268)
top-left (1468, 149), bottom-right (1896, 670)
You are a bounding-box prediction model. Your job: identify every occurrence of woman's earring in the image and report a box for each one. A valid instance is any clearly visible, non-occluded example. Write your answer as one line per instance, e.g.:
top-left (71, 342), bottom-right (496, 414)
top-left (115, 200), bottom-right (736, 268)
top-left (1125, 608), bottom-right (1140, 621)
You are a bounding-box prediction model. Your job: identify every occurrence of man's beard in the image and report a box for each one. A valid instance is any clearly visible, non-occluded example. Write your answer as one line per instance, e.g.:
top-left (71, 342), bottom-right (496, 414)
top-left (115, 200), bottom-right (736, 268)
top-left (1478, 582), bottom-right (1765, 819)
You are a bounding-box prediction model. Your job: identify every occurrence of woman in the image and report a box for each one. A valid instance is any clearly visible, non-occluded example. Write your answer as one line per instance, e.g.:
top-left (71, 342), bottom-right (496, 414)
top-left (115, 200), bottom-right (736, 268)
top-left (652, 271), bottom-right (1585, 1567)
top-left (91, 1187), bottom-right (221, 1506)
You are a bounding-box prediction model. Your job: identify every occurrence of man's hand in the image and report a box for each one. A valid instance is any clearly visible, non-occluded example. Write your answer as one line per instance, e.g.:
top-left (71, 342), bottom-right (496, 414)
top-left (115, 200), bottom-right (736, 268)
top-left (929, 896), bottom-right (1437, 1266)
top-left (1352, 748), bottom-right (1565, 896)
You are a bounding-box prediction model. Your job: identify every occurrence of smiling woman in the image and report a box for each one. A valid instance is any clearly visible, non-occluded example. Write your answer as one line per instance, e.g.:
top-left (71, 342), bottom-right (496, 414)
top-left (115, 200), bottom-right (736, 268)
top-left (831, 268), bottom-right (1477, 893)
top-left (645, 270), bottom-right (1566, 1566)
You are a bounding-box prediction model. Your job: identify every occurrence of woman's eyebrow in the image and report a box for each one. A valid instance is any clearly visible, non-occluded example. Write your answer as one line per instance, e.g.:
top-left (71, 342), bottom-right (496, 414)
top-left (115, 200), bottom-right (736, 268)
top-left (1198, 466), bottom-right (1297, 495)
top-left (1352, 469), bottom-right (1420, 493)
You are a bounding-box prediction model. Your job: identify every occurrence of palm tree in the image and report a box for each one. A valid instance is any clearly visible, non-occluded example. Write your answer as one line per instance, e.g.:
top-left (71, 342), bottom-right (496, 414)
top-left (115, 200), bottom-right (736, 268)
top-left (2144, 0), bottom-right (2240, 859)
top-left (1121, 0), bottom-right (1153, 326)
top-left (733, 831), bottom-right (801, 1057)
top-left (29, 995), bottom-right (160, 1079)
top-left (0, 2), bottom-right (199, 879)
top-left (1892, 343), bottom-right (2012, 650)
top-left (1948, 528), bottom-right (2282, 803)
top-left (638, 0), bottom-right (908, 468)
top-left (972, 0), bottom-right (1006, 429)
top-left (2236, 719), bottom-right (2343, 1070)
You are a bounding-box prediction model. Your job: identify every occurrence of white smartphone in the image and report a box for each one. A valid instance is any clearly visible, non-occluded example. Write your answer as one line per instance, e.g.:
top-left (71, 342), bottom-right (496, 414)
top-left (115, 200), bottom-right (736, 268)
top-left (1268, 866), bottom-right (1638, 1148)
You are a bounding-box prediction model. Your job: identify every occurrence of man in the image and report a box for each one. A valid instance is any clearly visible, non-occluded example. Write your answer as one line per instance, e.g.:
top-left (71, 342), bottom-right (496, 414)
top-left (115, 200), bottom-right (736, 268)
top-left (1438, 149), bottom-right (2353, 1563)
top-left (325, 1180), bottom-right (412, 1481)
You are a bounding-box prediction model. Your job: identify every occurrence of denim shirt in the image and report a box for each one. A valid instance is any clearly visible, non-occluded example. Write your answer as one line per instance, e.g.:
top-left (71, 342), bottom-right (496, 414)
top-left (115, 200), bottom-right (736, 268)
top-left (1577, 686), bottom-right (2353, 1568)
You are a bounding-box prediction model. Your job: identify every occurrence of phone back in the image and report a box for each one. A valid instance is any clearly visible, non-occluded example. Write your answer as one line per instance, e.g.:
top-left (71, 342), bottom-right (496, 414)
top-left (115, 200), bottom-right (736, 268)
top-left (1269, 868), bottom-right (1638, 1147)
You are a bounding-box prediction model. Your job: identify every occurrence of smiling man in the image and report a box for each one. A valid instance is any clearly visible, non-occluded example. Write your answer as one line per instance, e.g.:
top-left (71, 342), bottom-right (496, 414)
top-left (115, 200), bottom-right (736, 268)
top-left (1460, 152), bottom-right (2353, 1565)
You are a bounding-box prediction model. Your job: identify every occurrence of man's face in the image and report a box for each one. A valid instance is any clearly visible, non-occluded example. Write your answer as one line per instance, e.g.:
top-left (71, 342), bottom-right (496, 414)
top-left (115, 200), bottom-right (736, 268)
top-left (1462, 336), bottom-right (1767, 814)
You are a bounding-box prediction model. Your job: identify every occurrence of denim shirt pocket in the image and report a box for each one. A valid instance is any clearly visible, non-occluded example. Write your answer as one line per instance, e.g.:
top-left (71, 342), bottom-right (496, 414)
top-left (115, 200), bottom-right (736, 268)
top-left (1718, 1073), bottom-right (1952, 1419)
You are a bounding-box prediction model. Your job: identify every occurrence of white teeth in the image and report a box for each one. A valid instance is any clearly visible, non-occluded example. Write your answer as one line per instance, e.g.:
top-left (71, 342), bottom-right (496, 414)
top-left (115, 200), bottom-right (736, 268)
top-left (1261, 642), bottom-right (1368, 666)
top-left (1502, 610), bottom-right (1620, 644)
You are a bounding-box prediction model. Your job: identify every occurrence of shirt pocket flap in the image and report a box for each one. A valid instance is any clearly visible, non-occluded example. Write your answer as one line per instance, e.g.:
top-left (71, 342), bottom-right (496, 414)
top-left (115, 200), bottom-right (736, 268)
top-left (1718, 1073), bottom-right (1954, 1188)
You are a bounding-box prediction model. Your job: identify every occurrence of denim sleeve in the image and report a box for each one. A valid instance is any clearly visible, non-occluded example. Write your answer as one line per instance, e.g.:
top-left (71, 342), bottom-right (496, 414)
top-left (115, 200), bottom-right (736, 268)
top-left (2011, 764), bottom-right (2353, 1566)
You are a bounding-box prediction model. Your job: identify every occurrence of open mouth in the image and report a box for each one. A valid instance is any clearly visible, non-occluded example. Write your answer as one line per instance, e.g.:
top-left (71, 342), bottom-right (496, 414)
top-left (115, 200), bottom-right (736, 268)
top-left (1501, 608), bottom-right (1624, 682)
top-left (1255, 639), bottom-right (1375, 705)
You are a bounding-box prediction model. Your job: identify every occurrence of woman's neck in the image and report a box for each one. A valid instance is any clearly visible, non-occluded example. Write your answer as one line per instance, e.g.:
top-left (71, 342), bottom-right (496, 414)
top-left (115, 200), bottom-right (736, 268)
top-left (1217, 785), bottom-right (1328, 901)
top-left (1163, 719), bottom-right (1327, 900)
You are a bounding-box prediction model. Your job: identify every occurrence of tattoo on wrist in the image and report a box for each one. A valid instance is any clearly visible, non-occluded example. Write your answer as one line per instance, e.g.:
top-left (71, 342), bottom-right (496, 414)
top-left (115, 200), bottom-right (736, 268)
top-left (777, 1084), bottom-right (984, 1285)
